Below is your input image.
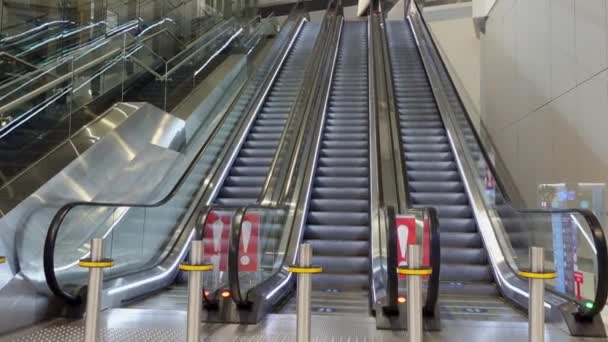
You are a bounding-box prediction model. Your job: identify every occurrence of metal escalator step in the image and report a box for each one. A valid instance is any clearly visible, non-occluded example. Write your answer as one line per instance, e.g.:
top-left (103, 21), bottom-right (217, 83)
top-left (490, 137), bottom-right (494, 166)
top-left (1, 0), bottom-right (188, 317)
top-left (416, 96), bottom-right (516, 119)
top-left (439, 264), bottom-right (493, 282)
top-left (311, 256), bottom-right (369, 274)
top-left (223, 176), bottom-right (265, 186)
top-left (405, 152), bottom-right (453, 161)
top-left (308, 240), bottom-right (370, 256)
top-left (305, 225), bottom-right (370, 240)
top-left (413, 204), bottom-right (473, 218)
top-left (314, 176), bottom-right (368, 188)
top-left (407, 161), bottom-right (457, 171)
top-left (318, 157), bottom-right (368, 167)
top-left (307, 211), bottom-right (369, 226)
top-left (317, 166), bottom-right (368, 177)
top-left (309, 198), bottom-right (369, 212)
top-left (411, 192), bottom-right (468, 205)
top-left (441, 247), bottom-right (487, 264)
top-left (403, 143), bottom-right (451, 153)
top-left (234, 157), bottom-right (272, 166)
top-left (409, 181), bottom-right (464, 193)
top-left (408, 170), bottom-right (461, 182)
top-left (439, 232), bottom-right (483, 248)
top-left (218, 186), bottom-right (261, 198)
top-left (312, 188), bottom-right (368, 199)
top-left (438, 218), bottom-right (478, 232)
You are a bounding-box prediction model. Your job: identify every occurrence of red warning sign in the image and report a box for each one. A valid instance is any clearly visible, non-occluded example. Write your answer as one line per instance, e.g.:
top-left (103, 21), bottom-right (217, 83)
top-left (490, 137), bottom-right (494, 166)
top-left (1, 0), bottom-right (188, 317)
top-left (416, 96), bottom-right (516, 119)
top-left (203, 211), bottom-right (230, 272)
top-left (574, 271), bottom-right (584, 300)
top-left (238, 213), bottom-right (259, 272)
top-left (396, 215), bottom-right (417, 278)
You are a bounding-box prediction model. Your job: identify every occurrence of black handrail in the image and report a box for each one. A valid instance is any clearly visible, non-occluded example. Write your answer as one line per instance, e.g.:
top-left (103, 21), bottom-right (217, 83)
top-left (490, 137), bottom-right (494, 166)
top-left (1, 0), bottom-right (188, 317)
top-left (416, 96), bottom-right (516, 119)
top-left (423, 207), bottom-right (441, 316)
top-left (408, 0), bottom-right (608, 321)
top-left (42, 16), bottom-right (299, 304)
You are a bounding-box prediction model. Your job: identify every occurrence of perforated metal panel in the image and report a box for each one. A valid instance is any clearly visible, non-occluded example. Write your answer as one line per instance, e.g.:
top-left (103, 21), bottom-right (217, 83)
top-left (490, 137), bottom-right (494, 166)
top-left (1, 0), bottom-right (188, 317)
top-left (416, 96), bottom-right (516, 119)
top-left (10, 326), bottom-right (185, 342)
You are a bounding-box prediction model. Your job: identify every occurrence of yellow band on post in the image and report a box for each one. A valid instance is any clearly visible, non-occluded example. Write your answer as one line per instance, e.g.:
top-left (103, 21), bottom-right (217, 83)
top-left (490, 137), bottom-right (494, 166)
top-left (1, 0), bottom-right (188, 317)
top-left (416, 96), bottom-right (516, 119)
top-left (79, 259), bottom-right (113, 269)
top-left (397, 268), bottom-right (433, 276)
top-left (179, 263), bottom-right (213, 272)
top-left (518, 271), bottom-right (557, 280)
top-left (287, 266), bottom-right (323, 274)
top-left (0, 256), bottom-right (5, 264)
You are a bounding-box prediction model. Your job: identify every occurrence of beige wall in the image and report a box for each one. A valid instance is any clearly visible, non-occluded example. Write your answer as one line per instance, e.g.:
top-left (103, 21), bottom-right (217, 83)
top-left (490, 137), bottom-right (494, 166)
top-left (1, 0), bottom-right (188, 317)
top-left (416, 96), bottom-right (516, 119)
top-left (427, 15), bottom-right (481, 131)
top-left (481, 0), bottom-right (608, 213)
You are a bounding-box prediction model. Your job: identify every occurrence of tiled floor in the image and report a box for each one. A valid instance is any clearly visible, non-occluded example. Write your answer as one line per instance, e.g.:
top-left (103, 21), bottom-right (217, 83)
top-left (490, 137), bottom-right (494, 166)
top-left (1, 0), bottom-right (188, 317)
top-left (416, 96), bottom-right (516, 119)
top-left (2, 309), bottom-right (604, 342)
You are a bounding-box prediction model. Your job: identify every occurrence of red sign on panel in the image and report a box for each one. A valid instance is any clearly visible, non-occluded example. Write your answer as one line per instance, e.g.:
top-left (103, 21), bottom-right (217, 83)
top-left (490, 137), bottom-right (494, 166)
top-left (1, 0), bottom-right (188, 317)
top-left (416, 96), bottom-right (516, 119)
top-left (203, 211), bottom-right (230, 272)
top-left (396, 215), bottom-right (417, 278)
top-left (239, 213), bottom-right (259, 272)
top-left (574, 271), bottom-right (584, 300)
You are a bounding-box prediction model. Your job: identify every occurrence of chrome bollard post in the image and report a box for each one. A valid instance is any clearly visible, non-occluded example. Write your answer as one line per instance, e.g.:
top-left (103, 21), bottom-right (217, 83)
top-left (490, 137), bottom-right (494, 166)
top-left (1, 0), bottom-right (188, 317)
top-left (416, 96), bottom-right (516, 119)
top-left (530, 247), bottom-right (546, 342)
top-left (179, 240), bottom-right (213, 342)
top-left (518, 247), bottom-right (556, 342)
top-left (288, 243), bottom-right (322, 342)
top-left (397, 244), bottom-right (432, 342)
top-left (79, 238), bottom-right (113, 342)
top-left (408, 244), bottom-right (423, 342)
top-left (297, 244), bottom-right (312, 342)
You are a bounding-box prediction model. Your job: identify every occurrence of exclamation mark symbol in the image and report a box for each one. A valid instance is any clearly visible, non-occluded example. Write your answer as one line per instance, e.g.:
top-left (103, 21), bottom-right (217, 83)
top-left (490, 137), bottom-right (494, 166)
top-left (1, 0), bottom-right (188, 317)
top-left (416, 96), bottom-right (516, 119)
top-left (397, 224), bottom-right (409, 266)
top-left (211, 218), bottom-right (223, 270)
top-left (240, 220), bottom-right (252, 266)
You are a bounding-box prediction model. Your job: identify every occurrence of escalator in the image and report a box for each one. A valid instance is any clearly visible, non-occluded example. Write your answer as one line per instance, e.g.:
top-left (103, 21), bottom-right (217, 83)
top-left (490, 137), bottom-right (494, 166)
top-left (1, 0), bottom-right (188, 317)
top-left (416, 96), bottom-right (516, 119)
top-left (212, 26), bottom-right (318, 207)
top-left (33, 11), bottom-right (320, 317)
top-left (387, 21), bottom-right (498, 304)
top-left (283, 21), bottom-right (371, 316)
top-left (128, 21), bottom-right (321, 311)
top-left (380, 3), bottom-right (608, 333)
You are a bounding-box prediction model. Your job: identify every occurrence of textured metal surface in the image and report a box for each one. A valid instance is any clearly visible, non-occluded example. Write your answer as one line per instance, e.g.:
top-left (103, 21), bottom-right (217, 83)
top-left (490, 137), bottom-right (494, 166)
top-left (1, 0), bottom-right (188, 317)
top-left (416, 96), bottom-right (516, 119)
top-left (3, 309), bottom-right (599, 342)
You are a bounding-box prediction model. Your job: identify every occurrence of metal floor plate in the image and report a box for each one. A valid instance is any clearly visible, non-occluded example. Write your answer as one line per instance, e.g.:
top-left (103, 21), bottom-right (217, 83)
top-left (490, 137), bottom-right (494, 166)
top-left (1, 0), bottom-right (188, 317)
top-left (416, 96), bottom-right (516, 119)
top-left (1, 309), bottom-right (599, 342)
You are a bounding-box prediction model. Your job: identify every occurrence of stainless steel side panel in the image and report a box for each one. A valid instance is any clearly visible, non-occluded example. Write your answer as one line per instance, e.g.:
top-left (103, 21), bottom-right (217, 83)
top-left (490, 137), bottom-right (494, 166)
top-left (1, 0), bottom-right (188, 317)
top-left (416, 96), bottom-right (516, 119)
top-left (0, 102), bottom-right (186, 294)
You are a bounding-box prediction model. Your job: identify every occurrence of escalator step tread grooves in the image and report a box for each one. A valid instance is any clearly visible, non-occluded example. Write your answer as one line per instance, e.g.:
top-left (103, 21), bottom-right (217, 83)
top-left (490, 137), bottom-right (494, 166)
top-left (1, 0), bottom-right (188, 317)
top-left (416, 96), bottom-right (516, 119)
top-left (386, 21), bottom-right (495, 291)
top-left (213, 24), bottom-right (319, 206)
top-left (298, 22), bottom-right (371, 316)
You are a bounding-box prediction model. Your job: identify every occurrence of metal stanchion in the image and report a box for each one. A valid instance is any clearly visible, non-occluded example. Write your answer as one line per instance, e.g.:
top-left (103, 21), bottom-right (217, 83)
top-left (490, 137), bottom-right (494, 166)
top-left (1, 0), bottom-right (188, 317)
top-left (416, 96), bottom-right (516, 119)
top-left (518, 247), bottom-right (557, 342)
top-left (287, 243), bottom-right (322, 342)
top-left (397, 244), bottom-right (432, 342)
top-left (79, 239), bottom-right (113, 342)
top-left (0, 256), bottom-right (5, 264)
top-left (179, 240), bottom-right (213, 342)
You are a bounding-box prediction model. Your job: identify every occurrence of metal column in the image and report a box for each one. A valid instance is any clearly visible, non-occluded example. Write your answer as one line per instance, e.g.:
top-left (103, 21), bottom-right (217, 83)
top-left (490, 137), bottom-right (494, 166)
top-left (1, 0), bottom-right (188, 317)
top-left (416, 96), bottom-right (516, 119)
top-left (296, 244), bottom-right (312, 342)
top-left (82, 239), bottom-right (107, 342)
top-left (408, 244), bottom-right (423, 342)
top-left (186, 240), bottom-right (203, 342)
top-left (529, 247), bottom-right (545, 342)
